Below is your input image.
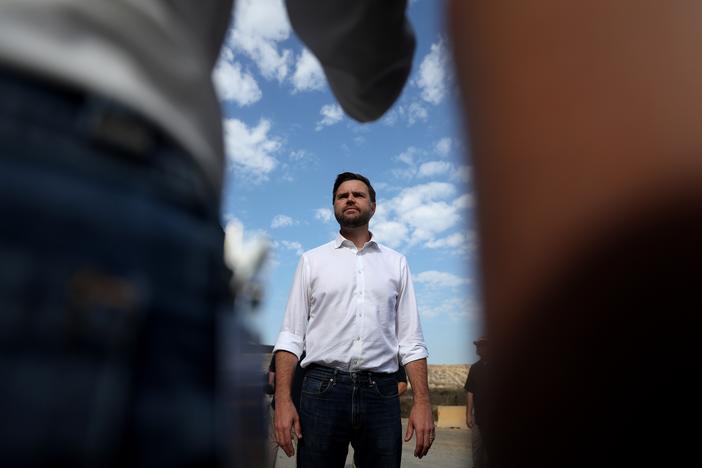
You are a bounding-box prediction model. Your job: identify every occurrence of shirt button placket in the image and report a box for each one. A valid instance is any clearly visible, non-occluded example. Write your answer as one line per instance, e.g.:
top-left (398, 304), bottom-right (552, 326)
top-left (355, 255), bottom-right (364, 369)
top-left (356, 255), bottom-right (364, 303)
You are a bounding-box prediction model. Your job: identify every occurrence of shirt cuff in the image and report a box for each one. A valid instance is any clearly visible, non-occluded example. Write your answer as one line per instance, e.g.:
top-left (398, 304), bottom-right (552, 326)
top-left (273, 331), bottom-right (304, 360)
top-left (399, 343), bottom-right (429, 366)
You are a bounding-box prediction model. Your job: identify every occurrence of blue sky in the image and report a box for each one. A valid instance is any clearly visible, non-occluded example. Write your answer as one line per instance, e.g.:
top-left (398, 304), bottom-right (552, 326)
top-left (215, 0), bottom-right (481, 364)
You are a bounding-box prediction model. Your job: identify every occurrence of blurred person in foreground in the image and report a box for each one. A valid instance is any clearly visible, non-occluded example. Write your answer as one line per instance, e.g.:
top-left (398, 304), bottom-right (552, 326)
top-left (447, 1), bottom-right (701, 467)
top-left (0, 0), bottom-right (416, 466)
top-left (273, 172), bottom-right (434, 467)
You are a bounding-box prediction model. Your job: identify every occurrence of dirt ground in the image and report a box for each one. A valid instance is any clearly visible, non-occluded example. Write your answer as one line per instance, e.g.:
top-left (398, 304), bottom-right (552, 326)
top-left (274, 418), bottom-right (472, 468)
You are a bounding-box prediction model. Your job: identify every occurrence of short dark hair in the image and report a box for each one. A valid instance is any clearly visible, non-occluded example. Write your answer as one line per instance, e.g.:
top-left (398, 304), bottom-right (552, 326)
top-left (332, 172), bottom-right (376, 204)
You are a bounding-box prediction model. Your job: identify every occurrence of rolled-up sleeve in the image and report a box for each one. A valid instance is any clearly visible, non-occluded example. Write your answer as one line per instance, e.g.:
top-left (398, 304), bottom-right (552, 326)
top-left (396, 256), bottom-right (429, 365)
top-left (273, 255), bottom-right (309, 359)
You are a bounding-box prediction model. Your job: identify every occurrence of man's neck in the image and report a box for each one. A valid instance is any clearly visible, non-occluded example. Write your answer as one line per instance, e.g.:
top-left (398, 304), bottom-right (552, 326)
top-left (340, 226), bottom-right (371, 250)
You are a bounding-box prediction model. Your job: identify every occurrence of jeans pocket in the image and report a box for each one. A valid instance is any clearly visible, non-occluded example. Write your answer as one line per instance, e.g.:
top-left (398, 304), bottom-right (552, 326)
top-left (372, 377), bottom-right (399, 399)
top-left (301, 375), bottom-right (335, 396)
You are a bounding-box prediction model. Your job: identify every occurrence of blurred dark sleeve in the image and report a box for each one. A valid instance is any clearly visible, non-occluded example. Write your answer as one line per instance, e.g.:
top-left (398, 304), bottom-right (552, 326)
top-left (285, 0), bottom-right (415, 122)
top-left (395, 365), bottom-right (407, 383)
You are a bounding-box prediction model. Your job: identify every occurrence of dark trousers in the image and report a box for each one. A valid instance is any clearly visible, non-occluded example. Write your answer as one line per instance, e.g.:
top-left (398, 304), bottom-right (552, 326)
top-left (0, 68), bottom-right (237, 467)
top-left (297, 365), bottom-right (402, 468)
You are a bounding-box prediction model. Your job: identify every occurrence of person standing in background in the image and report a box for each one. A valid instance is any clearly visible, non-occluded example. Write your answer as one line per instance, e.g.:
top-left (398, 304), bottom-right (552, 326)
top-left (396, 365), bottom-right (409, 396)
top-left (465, 337), bottom-right (489, 468)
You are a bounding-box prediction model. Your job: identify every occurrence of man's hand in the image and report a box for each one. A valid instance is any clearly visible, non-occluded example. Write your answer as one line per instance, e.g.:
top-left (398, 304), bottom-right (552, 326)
top-left (273, 351), bottom-right (302, 457)
top-left (404, 358), bottom-right (435, 458)
top-left (466, 411), bottom-right (474, 429)
top-left (274, 397), bottom-right (302, 457)
top-left (404, 400), bottom-right (435, 458)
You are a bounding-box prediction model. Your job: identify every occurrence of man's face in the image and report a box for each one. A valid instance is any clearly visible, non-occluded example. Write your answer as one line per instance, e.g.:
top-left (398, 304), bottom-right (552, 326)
top-left (334, 180), bottom-right (376, 228)
top-left (476, 343), bottom-right (487, 359)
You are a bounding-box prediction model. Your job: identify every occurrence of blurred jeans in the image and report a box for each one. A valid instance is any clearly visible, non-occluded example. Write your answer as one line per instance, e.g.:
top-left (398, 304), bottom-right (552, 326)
top-left (297, 365), bottom-right (402, 468)
top-left (0, 69), bottom-right (234, 467)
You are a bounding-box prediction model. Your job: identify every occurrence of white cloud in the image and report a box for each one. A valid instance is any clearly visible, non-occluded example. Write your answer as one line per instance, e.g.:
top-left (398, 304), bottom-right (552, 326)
top-left (392, 147), bottom-right (422, 180)
top-left (213, 60), bottom-right (262, 106)
top-left (315, 208), bottom-right (332, 224)
top-left (275, 240), bottom-right (304, 256)
top-left (454, 165), bottom-right (471, 183)
top-left (271, 214), bottom-right (295, 229)
top-left (435, 137), bottom-right (452, 156)
top-left (407, 101), bottom-right (428, 125)
top-left (382, 108), bottom-right (399, 127)
top-left (392, 182), bottom-right (456, 213)
top-left (383, 101), bottom-right (429, 127)
top-left (372, 182), bottom-right (469, 248)
top-left (291, 48), bottom-right (326, 93)
top-left (370, 221), bottom-right (408, 248)
top-left (315, 104), bottom-right (344, 130)
top-left (416, 40), bottom-right (449, 105)
top-left (289, 150), bottom-right (308, 161)
top-left (414, 270), bottom-right (470, 288)
top-left (396, 147), bottom-right (419, 166)
top-left (417, 161), bottom-right (452, 178)
top-left (453, 193), bottom-right (473, 210)
top-left (223, 118), bottom-right (281, 181)
top-left (420, 297), bottom-right (479, 320)
top-left (448, 297), bottom-right (481, 321)
top-left (426, 232), bottom-right (475, 255)
top-left (404, 203), bottom-right (460, 244)
top-left (230, 0), bottom-right (292, 82)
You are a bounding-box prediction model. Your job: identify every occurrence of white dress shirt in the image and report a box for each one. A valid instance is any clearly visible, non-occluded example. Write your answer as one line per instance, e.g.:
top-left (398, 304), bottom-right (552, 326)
top-left (274, 233), bottom-right (428, 373)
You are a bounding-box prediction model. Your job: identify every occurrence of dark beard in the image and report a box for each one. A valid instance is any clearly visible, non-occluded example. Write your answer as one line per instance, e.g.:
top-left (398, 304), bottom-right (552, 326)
top-left (335, 209), bottom-right (372, 228)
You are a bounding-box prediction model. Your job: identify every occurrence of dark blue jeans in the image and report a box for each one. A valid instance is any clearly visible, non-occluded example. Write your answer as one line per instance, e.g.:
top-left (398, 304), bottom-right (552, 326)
top-left (0, 69), bottom-right (236, 467)
top-left (297, 365), bottom-right (402, 468)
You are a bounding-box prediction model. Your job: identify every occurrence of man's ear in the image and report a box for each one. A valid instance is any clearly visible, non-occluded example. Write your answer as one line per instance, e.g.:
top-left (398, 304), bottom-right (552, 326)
top-left (370, 202), bottom-right (376, 216)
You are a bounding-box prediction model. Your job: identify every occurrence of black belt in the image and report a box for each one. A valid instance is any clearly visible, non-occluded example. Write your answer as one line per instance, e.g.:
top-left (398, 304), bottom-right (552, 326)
top-left (305, 364), bottom-right (395, 379)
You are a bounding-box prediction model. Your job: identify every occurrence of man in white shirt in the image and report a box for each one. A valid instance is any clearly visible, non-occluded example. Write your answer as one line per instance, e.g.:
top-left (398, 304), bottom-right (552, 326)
top-left (273, 172), bottom-right (435, 467)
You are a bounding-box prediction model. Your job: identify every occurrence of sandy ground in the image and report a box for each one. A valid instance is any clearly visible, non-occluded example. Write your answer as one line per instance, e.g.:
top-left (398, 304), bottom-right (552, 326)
top-left (274, 418), bottom-right (471, 468)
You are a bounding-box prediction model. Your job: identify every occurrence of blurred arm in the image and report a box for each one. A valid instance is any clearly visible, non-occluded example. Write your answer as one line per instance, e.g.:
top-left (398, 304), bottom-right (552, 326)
top-left (286, 0), bottom-right (415, 121)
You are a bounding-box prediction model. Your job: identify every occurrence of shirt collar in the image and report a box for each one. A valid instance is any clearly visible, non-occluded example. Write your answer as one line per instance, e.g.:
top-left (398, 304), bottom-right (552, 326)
top-left (334, 232), bottom-right (379, 250)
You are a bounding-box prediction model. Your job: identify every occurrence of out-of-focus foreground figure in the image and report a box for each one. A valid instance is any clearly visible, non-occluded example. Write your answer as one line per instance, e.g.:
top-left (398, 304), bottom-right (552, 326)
top-left (0, 1), bottom-right (414, 466)
top-left (448, 1), bottom-right (700, 467)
